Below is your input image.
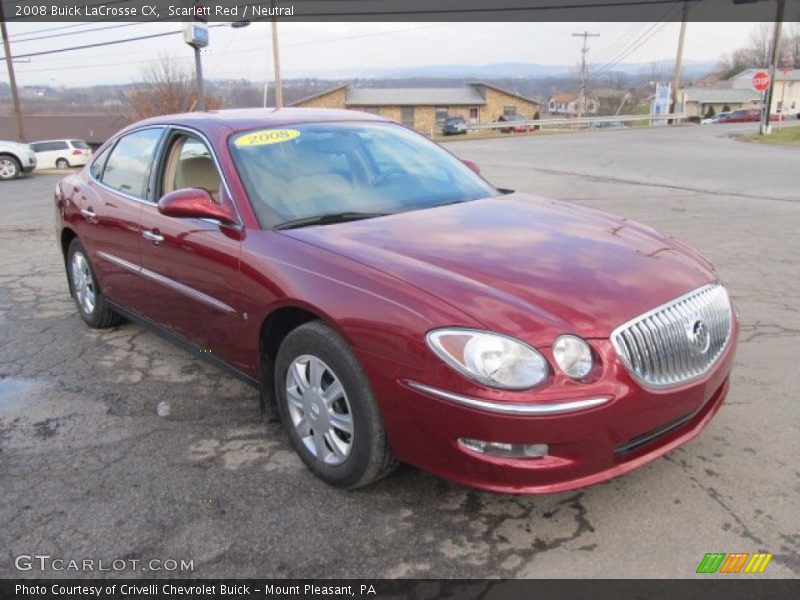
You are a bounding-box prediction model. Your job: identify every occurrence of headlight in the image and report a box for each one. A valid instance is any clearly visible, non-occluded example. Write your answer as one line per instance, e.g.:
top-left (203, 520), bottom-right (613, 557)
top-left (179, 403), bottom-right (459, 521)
top-left (426, 329), bottom-right (549, 390)
top-left (552, 335), bottom-right (593, 380)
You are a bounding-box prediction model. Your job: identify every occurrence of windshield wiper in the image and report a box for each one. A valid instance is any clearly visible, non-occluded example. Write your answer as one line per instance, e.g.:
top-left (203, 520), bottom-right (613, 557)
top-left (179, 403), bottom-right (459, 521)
top-left (274, 211), bottom-right (388, 230)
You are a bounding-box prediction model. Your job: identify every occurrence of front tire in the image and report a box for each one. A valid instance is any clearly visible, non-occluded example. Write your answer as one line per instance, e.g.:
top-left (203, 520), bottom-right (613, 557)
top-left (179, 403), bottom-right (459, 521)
top-left (274, 321), bottom-right (397, 489)
top-left (66, 239), bottom-right (123, 328)
top-left (0, 155), bottom-right (20, 180)
top-left (56, 158), bottom-right (70, 169)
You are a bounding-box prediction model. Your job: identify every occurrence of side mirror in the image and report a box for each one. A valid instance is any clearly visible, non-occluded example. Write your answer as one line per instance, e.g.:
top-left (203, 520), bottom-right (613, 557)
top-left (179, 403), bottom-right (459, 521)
top-left (158, 188), bottom-right (238, 226)
top-left (462, 159), bottom-right (480, 175)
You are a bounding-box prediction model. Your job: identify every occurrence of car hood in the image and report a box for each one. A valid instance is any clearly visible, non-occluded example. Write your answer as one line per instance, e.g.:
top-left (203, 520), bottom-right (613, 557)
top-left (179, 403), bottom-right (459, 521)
top-left (281, 193), bottom-right (716, 344)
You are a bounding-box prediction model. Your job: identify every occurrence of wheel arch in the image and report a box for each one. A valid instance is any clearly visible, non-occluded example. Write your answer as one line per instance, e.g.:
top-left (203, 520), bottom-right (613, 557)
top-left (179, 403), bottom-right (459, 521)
top-left (258, 304), bottom-right (326, 411)
top-left (60, 227), bottom-right (78, 262)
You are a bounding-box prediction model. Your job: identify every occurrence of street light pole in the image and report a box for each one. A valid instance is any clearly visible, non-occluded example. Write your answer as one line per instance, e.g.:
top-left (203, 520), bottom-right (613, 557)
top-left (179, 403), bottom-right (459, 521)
top-left (271, 0), bottom-right (283, 109)
top-left (194, 46), bottom-right (206, 111)
top-left (0, 5), bottom-right (26, 141)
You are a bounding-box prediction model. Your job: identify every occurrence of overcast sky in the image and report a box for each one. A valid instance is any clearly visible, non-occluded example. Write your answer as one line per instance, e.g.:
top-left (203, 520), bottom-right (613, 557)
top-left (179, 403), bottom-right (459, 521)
top-left (3, 21), bottom-right (778, 87)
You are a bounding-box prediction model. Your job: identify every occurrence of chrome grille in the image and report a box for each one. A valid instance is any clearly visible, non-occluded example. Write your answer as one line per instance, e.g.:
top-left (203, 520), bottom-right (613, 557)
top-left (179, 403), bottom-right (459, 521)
top-left (611, 283), bottom-right (732, 389)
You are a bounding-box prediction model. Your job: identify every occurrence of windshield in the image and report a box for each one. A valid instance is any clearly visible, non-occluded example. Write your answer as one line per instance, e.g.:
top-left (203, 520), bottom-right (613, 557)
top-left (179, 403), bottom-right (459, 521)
top-left (229, 121), bottom-right (497, 228)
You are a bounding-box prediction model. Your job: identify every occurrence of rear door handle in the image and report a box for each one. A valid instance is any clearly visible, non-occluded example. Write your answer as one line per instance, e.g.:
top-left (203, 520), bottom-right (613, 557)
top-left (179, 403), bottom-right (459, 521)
top-left (142, 229), bottom-right (164, 245)
top-left (80, 207), bottom-right (97, 219)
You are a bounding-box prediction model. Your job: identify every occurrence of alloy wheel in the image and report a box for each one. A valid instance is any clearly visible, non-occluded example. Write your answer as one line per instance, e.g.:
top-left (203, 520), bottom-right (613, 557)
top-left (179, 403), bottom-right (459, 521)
top-left (0, 158), bottom-right (18, 179)
top-left (285, 354), bottom-right (354, 465)
top-left (70, 251), bottom-right (96, 315)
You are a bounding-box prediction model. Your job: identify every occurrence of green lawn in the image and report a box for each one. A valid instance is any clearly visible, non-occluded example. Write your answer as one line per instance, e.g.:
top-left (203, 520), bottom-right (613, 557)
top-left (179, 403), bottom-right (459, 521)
top-left (740, 126), bottom-right (800, 147)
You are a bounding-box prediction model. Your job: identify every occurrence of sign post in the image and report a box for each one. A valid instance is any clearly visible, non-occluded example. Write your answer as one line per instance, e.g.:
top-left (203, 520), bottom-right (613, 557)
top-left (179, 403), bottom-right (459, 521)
top-left (751, 70), bottom-right (771, 134)
top-left (651, 82), bottom-right (671, 126)
top-left (183, 2), bottom-right (209, 111)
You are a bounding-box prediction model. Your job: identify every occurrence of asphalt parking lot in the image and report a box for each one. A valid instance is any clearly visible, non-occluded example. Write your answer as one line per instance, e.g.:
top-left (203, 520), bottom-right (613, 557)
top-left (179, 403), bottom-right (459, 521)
top-left (1, 123), bottom-right (798, 579)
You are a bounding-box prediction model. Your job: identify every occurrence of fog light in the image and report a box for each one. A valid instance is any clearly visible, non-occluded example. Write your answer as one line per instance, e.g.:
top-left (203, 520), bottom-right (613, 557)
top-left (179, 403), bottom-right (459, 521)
top-left (458, 438), bottom-right (548, 458)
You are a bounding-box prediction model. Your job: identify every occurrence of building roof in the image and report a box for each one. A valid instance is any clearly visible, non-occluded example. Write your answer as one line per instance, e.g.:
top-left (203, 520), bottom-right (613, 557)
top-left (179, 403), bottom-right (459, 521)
top-left (549, 93), bottom-right (578, 103)
top-left (291, 83), bottom-right (540, 108)
top-left (680, 88), bottom-right (763, 103)
top-left (0, 114), bottom-right (129, 145)
top-left (346, 86), bottom-right (486, 106)
top-left (731, 68), bottom-right (800, 82)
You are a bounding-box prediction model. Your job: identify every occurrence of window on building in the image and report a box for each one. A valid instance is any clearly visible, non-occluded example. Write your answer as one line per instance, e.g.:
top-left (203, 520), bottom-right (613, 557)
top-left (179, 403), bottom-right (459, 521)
top-left (503, 106), bottom-right (517, 117)
top-left (435, 107), bottom-right (449, 125)
top-left (469, 107), bottom-right (479, 122)
top-left (360, 106), bottom-right (381, 115)
top-left (401, 106), bottom-right (415, 128)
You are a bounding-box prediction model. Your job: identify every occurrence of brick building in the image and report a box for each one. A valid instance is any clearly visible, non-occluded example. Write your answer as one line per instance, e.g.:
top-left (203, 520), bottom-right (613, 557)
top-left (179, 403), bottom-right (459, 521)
top-left (291, 83), bottom-right (541, 134)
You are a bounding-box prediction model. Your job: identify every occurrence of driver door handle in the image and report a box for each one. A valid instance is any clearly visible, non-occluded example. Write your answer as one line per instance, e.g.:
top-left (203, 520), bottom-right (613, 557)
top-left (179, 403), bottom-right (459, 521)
top-left (80, 207), bottom-right (97, 219)
top-left (142, 229), bottom-right (164, 245)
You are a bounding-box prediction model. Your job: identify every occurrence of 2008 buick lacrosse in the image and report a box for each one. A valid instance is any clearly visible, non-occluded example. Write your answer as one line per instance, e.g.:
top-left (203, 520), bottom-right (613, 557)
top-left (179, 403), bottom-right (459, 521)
top-left (55, 108), bottom-right (738, 493)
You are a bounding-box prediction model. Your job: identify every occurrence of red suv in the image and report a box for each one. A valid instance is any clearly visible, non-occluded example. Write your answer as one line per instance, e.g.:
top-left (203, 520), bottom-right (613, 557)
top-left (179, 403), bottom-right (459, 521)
top-left (55, 109), bottom-right (738, 493)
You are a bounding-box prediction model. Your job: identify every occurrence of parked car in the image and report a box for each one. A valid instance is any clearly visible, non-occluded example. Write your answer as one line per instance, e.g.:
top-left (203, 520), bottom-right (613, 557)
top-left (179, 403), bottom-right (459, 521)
top-left (589, 120), bottom-right (627, 129)
top-left (30, 139), bottom-right (93, 170)
top-left (0, 140), bottom-right (37, 180)
top-left (55, 108), bottom-right (738, 493)
top-left (714, 109), bottom-right (783, 124)
top-left (701, 112), bottom-right (732, 125)
top-left (498, 114), bottom-right (533, 133)
top-left (442, 116), bottom-right (468, 136)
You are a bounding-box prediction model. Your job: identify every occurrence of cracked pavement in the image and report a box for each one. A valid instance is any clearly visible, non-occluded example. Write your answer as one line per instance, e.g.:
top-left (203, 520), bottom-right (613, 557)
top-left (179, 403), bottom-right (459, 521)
top-left (1, 123), bottom-right (798, 579)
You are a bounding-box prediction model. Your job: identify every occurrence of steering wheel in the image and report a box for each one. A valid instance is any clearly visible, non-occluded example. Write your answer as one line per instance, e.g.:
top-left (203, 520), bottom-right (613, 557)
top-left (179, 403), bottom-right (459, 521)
top-left (372, 169), bottom-right (407, 187)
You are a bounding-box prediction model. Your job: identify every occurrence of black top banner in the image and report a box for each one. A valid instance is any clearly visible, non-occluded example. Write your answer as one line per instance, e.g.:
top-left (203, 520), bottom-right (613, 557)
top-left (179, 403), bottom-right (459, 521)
top-left (1, 0), bottom-right (798, 22)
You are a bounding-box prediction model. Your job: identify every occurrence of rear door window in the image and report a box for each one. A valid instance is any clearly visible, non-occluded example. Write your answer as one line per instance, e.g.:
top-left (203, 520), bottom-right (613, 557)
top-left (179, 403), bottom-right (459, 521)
top-left (101, 128), bottom-right (164, 199)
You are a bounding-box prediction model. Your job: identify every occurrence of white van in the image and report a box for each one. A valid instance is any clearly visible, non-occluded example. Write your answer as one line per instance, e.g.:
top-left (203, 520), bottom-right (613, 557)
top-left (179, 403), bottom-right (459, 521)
top-left (30, 139), bottom-right (92, 170)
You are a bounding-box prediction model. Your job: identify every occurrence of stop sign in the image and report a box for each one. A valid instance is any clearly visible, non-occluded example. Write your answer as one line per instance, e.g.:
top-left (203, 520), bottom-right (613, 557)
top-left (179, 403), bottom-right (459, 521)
top-left (752, 71), bottom-right (771, 92)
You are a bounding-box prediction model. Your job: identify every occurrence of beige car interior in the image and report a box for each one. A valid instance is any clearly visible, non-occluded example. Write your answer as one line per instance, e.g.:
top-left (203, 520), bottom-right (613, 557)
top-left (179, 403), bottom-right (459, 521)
top-left (162, 136), bottom-right (222, 201)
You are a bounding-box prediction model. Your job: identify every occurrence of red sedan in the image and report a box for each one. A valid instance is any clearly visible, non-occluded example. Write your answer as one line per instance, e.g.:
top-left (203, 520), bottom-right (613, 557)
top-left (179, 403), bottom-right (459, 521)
top-left (55, 109), bottom-right (738, 493)
top-left (714, 108), bottom-right (783, 123)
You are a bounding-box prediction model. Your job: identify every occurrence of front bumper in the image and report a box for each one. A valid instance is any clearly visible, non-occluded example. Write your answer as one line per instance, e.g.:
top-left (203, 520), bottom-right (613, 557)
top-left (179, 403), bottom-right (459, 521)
top-left (360, 321), bottom-right (737, 494)
top-left (23, 155), bottom-right (37, 173)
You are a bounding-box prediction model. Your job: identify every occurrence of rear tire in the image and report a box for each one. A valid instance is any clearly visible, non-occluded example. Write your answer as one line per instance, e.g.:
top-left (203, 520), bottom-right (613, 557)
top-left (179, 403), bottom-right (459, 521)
top-left (56, 158), bottom-right (70, 169)
top-left (66, 238), bottom-right (123, 329)
top-left (273, 321), bottom-right (397, 489)
top-left (0, 155), bottom-right (20, 180)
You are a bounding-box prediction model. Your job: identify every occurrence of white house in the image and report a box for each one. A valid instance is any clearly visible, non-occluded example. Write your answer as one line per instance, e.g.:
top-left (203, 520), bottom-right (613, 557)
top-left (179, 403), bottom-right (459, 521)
top-left (547, 93), bottom-right (598, 116)
top-left (729, 68), bottom-right (800, 117)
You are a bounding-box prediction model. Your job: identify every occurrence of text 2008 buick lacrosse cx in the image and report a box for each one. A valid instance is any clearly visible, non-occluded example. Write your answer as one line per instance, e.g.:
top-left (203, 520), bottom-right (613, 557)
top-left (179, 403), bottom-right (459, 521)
top-left (55, 108), bottom-right (738, 493)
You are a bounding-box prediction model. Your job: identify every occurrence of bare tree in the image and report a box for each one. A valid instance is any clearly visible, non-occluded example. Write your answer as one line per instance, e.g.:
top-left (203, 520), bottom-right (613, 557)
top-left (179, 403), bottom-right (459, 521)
top-left (128, 54), bottom-right (222, 119)
top-left (716, 23), bottom-right (776, 78)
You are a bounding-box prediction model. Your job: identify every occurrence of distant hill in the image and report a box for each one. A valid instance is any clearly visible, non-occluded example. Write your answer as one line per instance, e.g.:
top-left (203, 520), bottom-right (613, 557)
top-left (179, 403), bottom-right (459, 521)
top-left (288, 60), bottom-right (717, 80)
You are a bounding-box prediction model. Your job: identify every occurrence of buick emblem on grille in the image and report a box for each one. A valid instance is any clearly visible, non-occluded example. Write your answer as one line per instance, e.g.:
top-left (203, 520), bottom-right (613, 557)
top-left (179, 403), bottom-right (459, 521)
top-left (686, 318), bottom-right (711, 355)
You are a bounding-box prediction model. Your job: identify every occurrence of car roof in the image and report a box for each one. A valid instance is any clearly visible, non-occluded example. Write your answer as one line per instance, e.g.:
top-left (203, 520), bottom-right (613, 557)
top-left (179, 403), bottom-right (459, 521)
top-left (31, 139), bottom-right (76, 143)
top-left (135, 107), bottom-right (387, 133)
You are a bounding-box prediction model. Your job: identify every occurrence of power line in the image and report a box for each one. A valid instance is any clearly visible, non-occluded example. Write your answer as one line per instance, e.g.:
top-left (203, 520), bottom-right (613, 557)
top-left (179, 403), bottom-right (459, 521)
top-left (13, 24), bottom-right (451, 75)
top-left (9, 22), bottom-right (147, 44)
top-left (589, 3), bottom-right (683, 81)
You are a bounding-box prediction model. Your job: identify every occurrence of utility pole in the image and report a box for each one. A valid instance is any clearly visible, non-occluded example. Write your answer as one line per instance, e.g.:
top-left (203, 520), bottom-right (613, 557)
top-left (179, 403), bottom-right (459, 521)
top-left (669, 1), bottom-right (690, 122)
top-left (0, 4), bottom-right (26, 141)
top-left (572, 31), bottom-right (599, 118)
top-left (761, 0), bottom-right (786, 135)
top-left (194, 47), bottom-right (206, 111)
top-left (271, 0), bottom-right (283, 109)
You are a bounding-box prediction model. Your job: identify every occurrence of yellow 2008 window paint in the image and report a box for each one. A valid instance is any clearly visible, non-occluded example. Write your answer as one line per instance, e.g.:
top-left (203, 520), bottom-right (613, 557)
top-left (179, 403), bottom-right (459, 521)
top-left (234, 129), bottom-right (300, 148)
